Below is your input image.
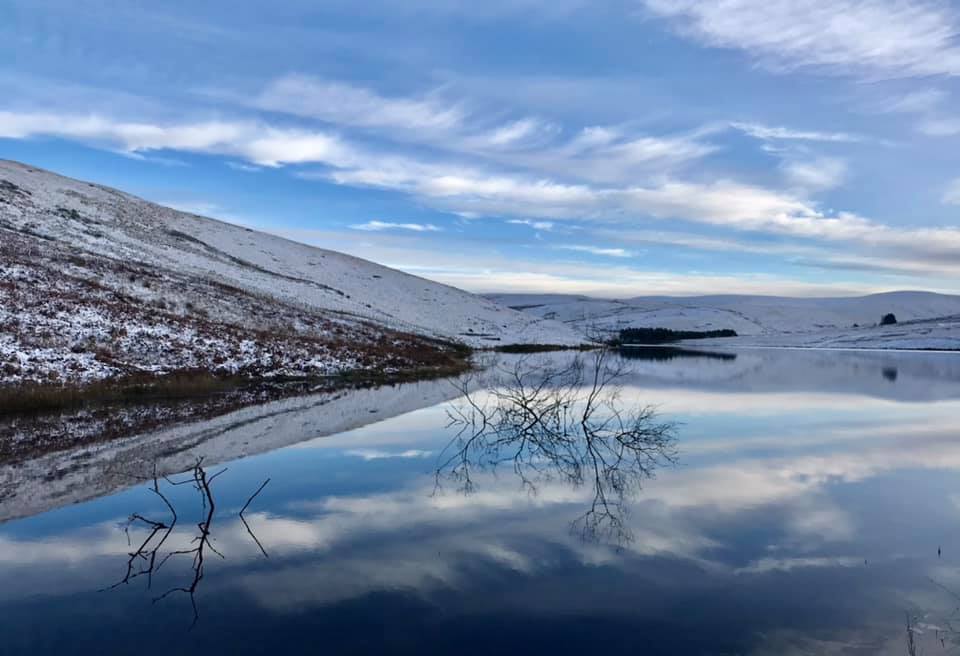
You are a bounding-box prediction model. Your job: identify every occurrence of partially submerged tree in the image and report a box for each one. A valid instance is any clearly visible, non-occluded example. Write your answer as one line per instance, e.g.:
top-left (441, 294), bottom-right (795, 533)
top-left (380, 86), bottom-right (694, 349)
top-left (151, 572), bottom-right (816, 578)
top-left (439, 349), bottom-right (678, 544)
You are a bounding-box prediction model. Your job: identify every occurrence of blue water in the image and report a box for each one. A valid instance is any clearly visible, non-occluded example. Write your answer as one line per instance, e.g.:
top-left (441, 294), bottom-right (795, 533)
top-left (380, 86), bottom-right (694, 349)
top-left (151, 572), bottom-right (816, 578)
top-left (2, 347), bottom-right (960, 655)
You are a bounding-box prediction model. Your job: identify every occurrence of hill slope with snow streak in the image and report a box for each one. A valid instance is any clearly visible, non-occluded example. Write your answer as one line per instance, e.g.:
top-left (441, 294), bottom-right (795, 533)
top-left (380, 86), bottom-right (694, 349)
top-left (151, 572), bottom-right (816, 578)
top-left (0, 161), bottom-right (582, 385)
top-left (0, 161), bottom-right (580, 347)
top-left (488, 292), bottom-right (960, 350)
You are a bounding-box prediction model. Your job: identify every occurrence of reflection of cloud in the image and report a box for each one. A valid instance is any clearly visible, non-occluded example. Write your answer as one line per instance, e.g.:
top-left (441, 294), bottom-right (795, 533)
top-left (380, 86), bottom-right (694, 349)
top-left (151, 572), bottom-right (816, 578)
top-left (734, 556), bottom-right (862, 575)
top-left (5, 403), bottom-right (960, 613)
top-left (651, 429), bottom-right (960, 512)
top-left (785, 502), bottom-right (856, 544)
top-left (343, 448), bottom-right (433, 460)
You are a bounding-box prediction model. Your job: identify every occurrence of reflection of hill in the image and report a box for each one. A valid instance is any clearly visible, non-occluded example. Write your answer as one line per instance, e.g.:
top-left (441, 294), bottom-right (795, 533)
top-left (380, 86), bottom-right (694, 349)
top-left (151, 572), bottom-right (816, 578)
top-left (0, 378), bottom-right (464, 524)
top-left (617, 347), bottom-right (960, 402)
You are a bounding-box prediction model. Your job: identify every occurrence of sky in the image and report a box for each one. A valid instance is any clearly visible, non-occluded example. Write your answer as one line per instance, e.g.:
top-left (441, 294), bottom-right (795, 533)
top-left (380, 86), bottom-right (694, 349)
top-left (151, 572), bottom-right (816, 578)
top-left (2, 0), bottom-right (960, 298)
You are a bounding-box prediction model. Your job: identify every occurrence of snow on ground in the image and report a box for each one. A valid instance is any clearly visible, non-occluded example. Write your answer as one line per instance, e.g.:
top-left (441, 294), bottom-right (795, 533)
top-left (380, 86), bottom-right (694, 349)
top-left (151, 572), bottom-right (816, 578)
top-left (0, 161), bottom-right (581, 359)
top-left (0, 227), bottom-right (464, 385)
top-left (488, 292), bottom-right (960, 350)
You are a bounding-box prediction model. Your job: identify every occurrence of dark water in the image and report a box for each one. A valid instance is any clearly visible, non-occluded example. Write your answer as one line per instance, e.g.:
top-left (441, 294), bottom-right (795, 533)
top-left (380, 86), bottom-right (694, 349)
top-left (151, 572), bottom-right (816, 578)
top-left (3, 347), bottom-right (960, 655)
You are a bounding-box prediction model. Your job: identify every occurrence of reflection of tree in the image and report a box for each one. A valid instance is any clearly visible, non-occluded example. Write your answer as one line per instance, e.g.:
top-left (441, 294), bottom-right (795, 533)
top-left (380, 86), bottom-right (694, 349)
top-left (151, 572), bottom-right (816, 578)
top-left (439, 349), bottom-right (678, 543)
top-left (104, 459), bottom-right (269, 627)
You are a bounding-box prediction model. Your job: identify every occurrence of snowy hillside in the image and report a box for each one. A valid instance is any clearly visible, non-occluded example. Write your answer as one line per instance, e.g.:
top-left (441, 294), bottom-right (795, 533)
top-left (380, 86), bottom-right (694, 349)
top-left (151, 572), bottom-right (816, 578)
top-left (0, 160), bottom-right (581, 385)
top-left (488, 292), bottom-right (960, 350)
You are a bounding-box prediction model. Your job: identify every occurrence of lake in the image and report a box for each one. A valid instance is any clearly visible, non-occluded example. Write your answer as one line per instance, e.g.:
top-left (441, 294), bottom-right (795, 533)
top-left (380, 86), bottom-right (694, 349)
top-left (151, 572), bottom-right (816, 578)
top-left (2, 347), bottom-right (960, 655)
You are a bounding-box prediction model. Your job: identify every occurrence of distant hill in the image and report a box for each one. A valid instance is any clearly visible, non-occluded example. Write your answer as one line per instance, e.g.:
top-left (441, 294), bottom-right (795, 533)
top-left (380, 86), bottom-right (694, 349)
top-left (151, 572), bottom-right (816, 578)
top-left (487, 292), bottom-right (960, 350)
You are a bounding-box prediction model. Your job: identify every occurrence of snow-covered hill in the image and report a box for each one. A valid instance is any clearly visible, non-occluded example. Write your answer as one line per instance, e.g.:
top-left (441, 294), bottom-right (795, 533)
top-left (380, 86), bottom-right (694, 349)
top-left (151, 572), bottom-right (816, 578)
top-left (488, 292), bottom-right (960, 350)
top-left (0, 160), bottom-right (581, 385)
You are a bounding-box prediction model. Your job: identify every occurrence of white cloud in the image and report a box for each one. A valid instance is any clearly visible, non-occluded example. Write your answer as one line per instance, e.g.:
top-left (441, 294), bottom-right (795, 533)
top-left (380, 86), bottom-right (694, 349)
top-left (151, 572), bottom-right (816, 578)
top-left (880, 88), bottom-right (948, 114)
top-left (918, 117), bottom-right (960, 136)
top-left (254, 75), bottom-right (467, 134)
top-left (731, 122), bottom-right (864, 143)
top-left (942, 178), bottom-right (960, 205)
top-left (781, 157), bottom-right (848, 192)
top-left (642, 0), bottom-right (960, 79)
top-left (0, 111), bottom-right (355, 168)
top-left (227, 161), bottom-right (262, 172)
top-left (475, 117), bottom-right (558, 148)
top-left (350, 221), bottom-right (442, 232)
top-left (508, 219), bottom-right (555, 230)
top-left (249, 76), bottom-right (716, 183)
top-left (557, 244), bottom-right (635, 258)
top-left (735, 556), bottom-right (862, 575)
top-left (4, 107), bottom-right (960, 274)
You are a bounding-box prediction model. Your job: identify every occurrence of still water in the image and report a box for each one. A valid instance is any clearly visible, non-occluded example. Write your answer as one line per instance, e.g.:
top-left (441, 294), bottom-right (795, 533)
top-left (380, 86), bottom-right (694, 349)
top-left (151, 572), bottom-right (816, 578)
top-left (2, 347), bottom-right (960, 655)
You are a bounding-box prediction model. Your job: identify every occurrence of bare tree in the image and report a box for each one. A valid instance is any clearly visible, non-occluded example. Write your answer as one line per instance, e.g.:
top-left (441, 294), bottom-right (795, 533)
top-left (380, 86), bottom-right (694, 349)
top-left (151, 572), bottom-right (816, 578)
top-left (439, 348), bottom-right (678, 543)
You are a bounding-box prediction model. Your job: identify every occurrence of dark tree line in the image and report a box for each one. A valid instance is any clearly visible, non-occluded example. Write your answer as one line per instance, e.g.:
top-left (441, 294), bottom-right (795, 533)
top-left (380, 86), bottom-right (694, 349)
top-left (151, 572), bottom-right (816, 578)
top-left (614, 327), bottom-right (738, 345)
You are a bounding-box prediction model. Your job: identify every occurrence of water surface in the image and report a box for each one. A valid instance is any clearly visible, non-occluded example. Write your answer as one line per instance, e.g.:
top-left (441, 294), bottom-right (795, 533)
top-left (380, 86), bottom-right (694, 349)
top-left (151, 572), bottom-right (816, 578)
top-left (2, 347), bottom-right (960, 655)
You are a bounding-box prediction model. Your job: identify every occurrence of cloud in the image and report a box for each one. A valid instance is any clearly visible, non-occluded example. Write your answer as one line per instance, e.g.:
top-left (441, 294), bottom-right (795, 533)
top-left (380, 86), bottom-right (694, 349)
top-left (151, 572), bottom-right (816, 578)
top-left (227, 161), bottom-right (263, 172)
top-left (249, 75), bottom-right (560, 154)
top-left (880, 88), bottom-right (948, 114)
top-left (917, 117), bottom-right (960, 136)
top-left (5, 106), bottom-right (960, 276)
top-left (253, 75), bottom-right (467, 135)
top-left (350, 221), bottom-right (442, 232)
top-left (248, 76), bottom-right (716, 183)
top-left (557, 244), bottom-right (635, 258)
top-left (781, 157), bottom-right (848, 192)
top-left (641, 0), bottom-right (960, 79)
top-left (508, 219), bottom-right (556, 231)
top-left (476, 117), bottom-right (559, 148)
top-left (731, 122), bottom-right (864, 143)
top-left (0, 111), bottom-right (354, 168)
top-left (734, 556), bottom-right (862, 575)
top-left (942, 178), bottom-right (960, 205)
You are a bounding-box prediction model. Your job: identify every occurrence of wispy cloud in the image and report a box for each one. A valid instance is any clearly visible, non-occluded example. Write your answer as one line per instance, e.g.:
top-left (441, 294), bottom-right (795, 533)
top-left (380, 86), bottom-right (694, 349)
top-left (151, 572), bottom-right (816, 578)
top-left (226, 161), bottom-right (262, 172)
top-left (942, 178), bottom-right (960, 205)
top-left (0, 111), bottom-right (351, 168)
top-left (253, 75), bottom-right (467, 135)
top-left (917, 117), bottom-right (960, 136)
top-left (731, 122), bottom-right (864, 143)
top-left (557, 244), bottom-right (635, 258)
top-left (879, 88), bottom-right (948, 114)
top-left (781, 157), bottom-right (848, 192)
top-left (642, 0), bottom-right (960, 79)
top-left (508, 219), bottom-right (555, 231)
top-left (350, 221), bottom-right (442, 232)
top-left (7, 106), bottom-right (960, 268)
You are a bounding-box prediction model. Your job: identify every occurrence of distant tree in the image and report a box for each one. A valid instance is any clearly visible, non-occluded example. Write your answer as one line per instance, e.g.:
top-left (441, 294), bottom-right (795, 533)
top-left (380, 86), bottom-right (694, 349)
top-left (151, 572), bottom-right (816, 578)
top-left (615, 327), bottom-right (738, 345)
top-left (880, 313), bottom-right (898, 326)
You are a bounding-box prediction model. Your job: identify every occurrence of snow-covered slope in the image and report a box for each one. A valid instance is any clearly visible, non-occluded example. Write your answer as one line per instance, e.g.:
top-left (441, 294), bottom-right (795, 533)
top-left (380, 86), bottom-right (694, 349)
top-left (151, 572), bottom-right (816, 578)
top-left (0, 161), bottom-right (582, 384)
top-left (0, 161), bottom-right (579, 347)
top-left (488, 292), bottom-right (960, 350)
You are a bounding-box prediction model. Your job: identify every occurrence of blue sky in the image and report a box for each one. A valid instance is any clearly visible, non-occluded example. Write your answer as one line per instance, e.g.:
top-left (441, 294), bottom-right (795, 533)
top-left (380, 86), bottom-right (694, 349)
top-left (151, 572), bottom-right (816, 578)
top-left (2, 0), bottom-right (960, 297)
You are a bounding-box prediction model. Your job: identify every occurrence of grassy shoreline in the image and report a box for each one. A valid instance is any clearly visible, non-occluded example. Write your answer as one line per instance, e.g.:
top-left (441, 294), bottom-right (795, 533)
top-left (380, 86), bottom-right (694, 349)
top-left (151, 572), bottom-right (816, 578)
top-left (0, 356), bottom-right (472, 418)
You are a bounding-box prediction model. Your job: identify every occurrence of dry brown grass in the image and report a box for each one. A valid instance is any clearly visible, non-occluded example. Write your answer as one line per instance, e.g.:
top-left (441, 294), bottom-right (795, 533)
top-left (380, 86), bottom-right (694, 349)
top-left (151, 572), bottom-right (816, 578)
top-left (0, 371), bottom-right (240, 416)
